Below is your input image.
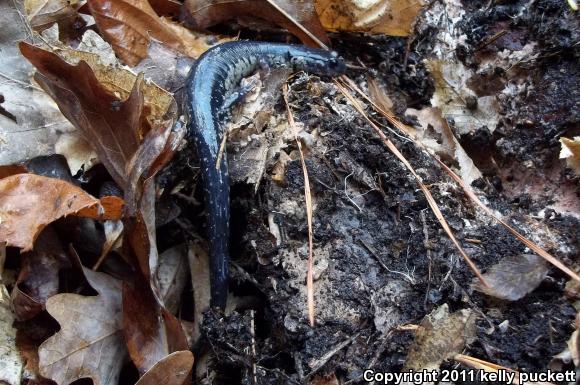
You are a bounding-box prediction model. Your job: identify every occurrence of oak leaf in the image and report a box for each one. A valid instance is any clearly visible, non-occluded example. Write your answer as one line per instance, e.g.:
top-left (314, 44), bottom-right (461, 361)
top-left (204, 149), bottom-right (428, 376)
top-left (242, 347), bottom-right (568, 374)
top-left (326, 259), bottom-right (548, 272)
top-left (0, 0), bottom-right (77, 167)
top-left (38, 267), bottom-right (126, 385)
top-left (0, 174), bottom-right (121, 251)
top-left (20, 42), bottom-right (151, 189)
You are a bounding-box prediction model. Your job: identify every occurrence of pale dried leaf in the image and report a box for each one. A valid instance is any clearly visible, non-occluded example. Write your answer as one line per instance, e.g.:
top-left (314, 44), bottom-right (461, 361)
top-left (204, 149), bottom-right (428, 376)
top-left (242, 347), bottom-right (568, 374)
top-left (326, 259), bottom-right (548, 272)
top-left (426, 59), bottom-right (500, 135)
top-left (0, 284), bottom-right (24, 385)
top-left (54, 133), bottom-right (98, 175)
top-left (135, 350), bottom-right (193, 385)
top-left (24, 0), bottom-right (80, 32)
top-left (315, 0), bottom-right (427, 36)
top-left (406, 107), bottom-right (482, 185)
top-left (403, 304), bottom-right (477, 371)
top-left (39, 268), bottom-right (126, 385)
top-left (473, 254), bottom-right (550, 301)
top-left (0, 0), bottom-right (77, 166)
top-left (158, 244), bottom-right (188, 314)
top-left (560, 137), bottom-right (580, 175)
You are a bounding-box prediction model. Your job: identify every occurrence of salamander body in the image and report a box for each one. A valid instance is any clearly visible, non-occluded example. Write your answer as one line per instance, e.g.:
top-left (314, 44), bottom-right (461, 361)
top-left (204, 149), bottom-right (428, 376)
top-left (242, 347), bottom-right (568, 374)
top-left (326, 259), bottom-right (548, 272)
top-left (186, 41), bottom-right (346, 309)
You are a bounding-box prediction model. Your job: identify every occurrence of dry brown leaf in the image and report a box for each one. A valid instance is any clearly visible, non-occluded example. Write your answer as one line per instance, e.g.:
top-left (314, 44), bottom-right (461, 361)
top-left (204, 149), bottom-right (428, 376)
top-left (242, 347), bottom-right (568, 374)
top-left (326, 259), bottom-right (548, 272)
top-left (88, 0), bottom-right (218, 66)
top-left (24, 0), bottom-right (84, 35)
top-left (0, 174), bottom-right (117, 251)
top-left (310, 373), bottom-right (339, 385)
top-left (135, 350), bottom-right (194, 385)
top-left (123, 275), bottom-right (189, 374)
top-left (473, 254), bottom-right (550, 301)
top-left (125, 118), bottom-right (185, 212)
top-left (47, 29), bottom-right (176, 123)
top-left (185, 0), bottom-right (330, 48)
top-left (0, 164), bottom-right (28, 179)
top-left (11, 227), bottom-right (70, 320)
top-left (403, 304), bottom-right (477, 372)
top-left (38, 267), bottom-right (126, 385)
top-left (20, 42), bottom-right (152, 189)
top-left (560, 137), bottom-right (580, 175)
top-left (157, 244), bottom-right (188, 314)
top-left (0, 1), bottom-right (77, 167)
top-left (76, 195), bottom-right (125, 220)
top-left (315, 0), bottom-right (427, 36)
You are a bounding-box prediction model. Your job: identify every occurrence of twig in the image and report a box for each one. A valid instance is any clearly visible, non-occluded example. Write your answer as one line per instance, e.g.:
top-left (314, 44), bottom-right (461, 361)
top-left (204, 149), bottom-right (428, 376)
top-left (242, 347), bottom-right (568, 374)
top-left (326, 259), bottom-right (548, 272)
top-left (359, 239), bottom-right (416, 284)
top-left (250, 309), bottom-right (257, 384)
top-left (305, 333), bottom-right (360, 379)
top-left (344, 172), bottom-right (362, 212)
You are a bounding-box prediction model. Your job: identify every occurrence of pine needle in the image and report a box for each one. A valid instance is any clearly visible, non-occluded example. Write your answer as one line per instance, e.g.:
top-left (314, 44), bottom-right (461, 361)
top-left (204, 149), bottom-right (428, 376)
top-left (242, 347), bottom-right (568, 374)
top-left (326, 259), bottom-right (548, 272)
top-left (265, 0), bottom-right (329, 50)
top-left (283, 83), bottom-right (316, 327)
top-left (340, 75), bottom-right (580, 284)
top-left (335, 79), bottom-right (489, 288)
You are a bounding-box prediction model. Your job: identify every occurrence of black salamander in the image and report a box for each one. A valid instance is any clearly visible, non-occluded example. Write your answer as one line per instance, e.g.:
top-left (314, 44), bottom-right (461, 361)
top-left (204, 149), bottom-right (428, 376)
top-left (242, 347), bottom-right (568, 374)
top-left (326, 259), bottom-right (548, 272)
top-left (186, 41), bottom-right (346, 309)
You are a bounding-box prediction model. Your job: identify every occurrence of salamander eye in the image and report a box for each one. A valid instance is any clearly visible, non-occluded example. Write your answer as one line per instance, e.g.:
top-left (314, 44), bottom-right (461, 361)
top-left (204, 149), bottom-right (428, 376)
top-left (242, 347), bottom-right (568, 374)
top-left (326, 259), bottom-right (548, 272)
top-left (291, 56), bottom-right (306, 68)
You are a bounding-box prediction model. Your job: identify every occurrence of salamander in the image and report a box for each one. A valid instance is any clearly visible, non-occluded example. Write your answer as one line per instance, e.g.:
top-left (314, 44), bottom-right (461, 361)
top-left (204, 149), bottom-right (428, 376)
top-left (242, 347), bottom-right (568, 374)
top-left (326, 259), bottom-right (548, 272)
top-left (185, 41), bottom-right (346, 309)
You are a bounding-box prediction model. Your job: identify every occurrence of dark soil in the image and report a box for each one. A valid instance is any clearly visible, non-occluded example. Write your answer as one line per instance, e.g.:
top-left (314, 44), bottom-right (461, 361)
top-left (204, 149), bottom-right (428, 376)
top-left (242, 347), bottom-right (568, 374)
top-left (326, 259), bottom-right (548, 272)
top-left (159, 2), bottom-right (580, 385)
top-left (175, 1), bottom-right (580, 384)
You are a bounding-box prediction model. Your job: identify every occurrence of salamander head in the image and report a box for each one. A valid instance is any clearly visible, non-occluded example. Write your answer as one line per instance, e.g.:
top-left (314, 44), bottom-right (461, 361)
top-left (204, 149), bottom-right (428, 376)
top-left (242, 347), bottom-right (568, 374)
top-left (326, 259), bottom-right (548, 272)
top-left (289, 49), bottom-right (346, 77)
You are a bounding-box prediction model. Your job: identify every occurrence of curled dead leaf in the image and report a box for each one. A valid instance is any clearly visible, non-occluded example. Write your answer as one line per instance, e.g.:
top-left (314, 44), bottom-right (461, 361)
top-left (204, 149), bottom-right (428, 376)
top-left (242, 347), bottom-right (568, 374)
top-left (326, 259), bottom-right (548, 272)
top-left (20, 42), bottom-right (157, 189)
top-left (560, 137), bottom-right (580, 175)
top-left (24, 0), bottom-right (84, 36)
top-left (0, 174), bottom-right (120, 251)
top-left (123, 276), bottom-right (189, 374)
